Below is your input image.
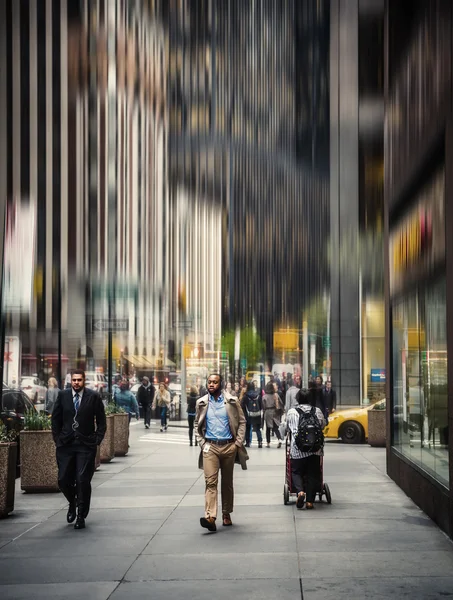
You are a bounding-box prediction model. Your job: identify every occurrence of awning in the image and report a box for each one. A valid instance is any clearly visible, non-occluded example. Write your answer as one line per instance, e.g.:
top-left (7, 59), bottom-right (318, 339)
top-left (123, 355), bottom-right (157, 369)
top-left (123, 355), bottom-right (176, 369)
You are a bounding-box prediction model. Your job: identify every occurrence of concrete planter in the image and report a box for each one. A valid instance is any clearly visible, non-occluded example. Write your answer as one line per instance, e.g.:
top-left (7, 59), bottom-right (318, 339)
top-left (0, 442), bottom-right (18, 517)
top-left (113, 413), bottom-right (129, 456)
top-left (20, 430), bottom-right (59, 493)
top-left (100, 415), bottom-right (115, 463)
top-left (368, 409), bottom-right (386, 447)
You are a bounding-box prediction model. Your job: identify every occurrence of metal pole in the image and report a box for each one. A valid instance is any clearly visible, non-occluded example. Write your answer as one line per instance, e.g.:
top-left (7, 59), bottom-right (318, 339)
top-left (303, 319), bottom-right (309, 387)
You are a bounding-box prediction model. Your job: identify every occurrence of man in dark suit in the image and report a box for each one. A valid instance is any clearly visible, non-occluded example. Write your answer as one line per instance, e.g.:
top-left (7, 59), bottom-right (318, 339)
top-left (136, 376), bottom-right (155, 429)
top-left (323, 380), bottom-right (337, 418)
top-left (51, 369), bottom-right (106, 529)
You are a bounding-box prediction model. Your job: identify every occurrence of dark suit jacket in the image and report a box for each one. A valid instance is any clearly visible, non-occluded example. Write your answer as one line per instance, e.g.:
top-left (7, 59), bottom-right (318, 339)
top-left (51, 388), bottom-right (106, 448)
top-left (323, 389), bottom-right (337, 413)
top-left (136, 384), bottom-right (156, 406)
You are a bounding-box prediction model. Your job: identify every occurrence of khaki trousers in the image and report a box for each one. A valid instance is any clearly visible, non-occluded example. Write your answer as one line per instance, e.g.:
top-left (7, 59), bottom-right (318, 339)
top-left (203, 442), bottom-right (237, 519)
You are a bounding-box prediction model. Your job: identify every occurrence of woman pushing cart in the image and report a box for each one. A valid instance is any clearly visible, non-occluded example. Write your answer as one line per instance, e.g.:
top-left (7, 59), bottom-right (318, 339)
top-left (283, 388), bottom-right (331, 508)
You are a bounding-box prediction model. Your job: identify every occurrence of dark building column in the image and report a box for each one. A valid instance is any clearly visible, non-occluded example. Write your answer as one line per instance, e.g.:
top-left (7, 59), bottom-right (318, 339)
top-left (330, 0), bottom-right (361, 405)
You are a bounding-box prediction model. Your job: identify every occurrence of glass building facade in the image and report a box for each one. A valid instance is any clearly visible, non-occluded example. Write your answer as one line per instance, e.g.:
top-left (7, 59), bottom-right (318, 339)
top-left (385, 0), bottom-right (453, 538)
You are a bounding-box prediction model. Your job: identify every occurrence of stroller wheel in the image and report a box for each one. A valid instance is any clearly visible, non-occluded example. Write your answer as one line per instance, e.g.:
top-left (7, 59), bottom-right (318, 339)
top-left (283, 483), bottom-right (290, 505)
top-left (324, 483), bottom-right (332, 504)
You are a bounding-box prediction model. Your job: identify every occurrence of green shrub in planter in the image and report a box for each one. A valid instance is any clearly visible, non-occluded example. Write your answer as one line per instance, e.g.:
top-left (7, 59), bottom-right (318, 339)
top-left (21, 412), bottom-right (59, 492)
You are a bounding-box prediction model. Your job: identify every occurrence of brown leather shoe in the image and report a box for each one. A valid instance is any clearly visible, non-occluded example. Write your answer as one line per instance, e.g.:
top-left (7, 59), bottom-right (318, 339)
top-left (305, 502), bottom-right (314, 510)
top-left (222, 513), bottom-right (233, 526)
top-left (296, 492), bottom-right (306, 509)
top-left (200, 517), bottom-right (217, 532)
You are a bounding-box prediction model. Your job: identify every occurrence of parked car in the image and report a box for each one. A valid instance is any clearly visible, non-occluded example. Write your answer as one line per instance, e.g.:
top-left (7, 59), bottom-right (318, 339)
top-left (323, 399), bottom-right (386, 444)
top-left (84, 371), bottom-right (107, 395)
top-left (1, 387), bottom-right (37, 472)
top-left (130, 383), bottom-right (140, 396)
top-left (20, 376), bottom-right (47, 405)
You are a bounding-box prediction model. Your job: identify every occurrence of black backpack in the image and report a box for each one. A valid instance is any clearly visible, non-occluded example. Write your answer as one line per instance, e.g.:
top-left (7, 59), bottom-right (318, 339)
top-left (294, 406), bottom-right (324, 453)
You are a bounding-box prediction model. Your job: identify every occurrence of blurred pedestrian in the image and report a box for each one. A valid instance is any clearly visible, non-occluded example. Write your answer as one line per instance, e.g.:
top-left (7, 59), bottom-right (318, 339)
top-left (322, 380), bottom-right (337, 418)
top-left (115, 380), bottom-right (140, 423)
top-left (243, 382), bottom-right (263, 448)
top-left (136, 376), bottom-right (155, 429)
top-left (187, 386), bottom-right (199, 446)
top-left (51, 370), bottom-right (106, 529)
top-left (45, 377), bottom-right (60, 414)
top-left (195, 373), bottom-right (248, 532)
top-left (310, 377), bottom-right (328, 422)
top-left (285, 373), bottom-right (302, 413)
top-left (112, 375), bottom-right (122, 400)
top-left (153, 383), bottom-right (172, 431)
top-left (262, 382), bottom-right (284, 448)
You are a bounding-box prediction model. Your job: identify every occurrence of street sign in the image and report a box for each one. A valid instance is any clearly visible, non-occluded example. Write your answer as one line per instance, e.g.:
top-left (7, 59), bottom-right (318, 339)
top-left (240, 358), bottom-right (247, 369)
top-left (174, 320), bottom-right (192, 328)
top-left (322, 336), bottom-right (331, 349)
top-left (92, 319), bottom-right (129, 332)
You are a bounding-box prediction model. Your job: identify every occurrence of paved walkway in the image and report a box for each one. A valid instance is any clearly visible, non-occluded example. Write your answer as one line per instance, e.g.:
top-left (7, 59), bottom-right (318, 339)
top-left (0, 422), bottom-right (452, 599)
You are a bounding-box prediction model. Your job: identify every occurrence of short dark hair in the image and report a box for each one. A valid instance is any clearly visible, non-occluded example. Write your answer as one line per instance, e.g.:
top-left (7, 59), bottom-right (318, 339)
top-left (296, 389), bottom-right (310, 404)
top-left (207, 373), bottom-right (222, 383)
top-left (246, 382), bottom-right (255, 392)
top-left (264, 381), bottom-right (275, 394)
top-left (71, 369), bottom-right (86, 379)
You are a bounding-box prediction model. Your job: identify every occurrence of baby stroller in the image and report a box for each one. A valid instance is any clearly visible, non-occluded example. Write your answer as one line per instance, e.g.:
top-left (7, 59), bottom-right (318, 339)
top-left (283, 432), bottom-right (331, 505)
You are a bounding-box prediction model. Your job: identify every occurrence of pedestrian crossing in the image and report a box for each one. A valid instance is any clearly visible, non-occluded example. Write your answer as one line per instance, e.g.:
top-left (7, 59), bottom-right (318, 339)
top-left (134, 424), bottom-right (191, 446)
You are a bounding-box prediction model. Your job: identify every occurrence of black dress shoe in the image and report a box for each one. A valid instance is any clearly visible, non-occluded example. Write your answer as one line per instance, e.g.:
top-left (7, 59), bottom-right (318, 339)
top-left (74, 516), bottom-right (86, 530)
top-left (67, 500), bottom-right (76, 524)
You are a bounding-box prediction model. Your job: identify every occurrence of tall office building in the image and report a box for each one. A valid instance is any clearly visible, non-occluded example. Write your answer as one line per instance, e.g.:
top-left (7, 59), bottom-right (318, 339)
top-left (384, 0), bottom-right (452, 538)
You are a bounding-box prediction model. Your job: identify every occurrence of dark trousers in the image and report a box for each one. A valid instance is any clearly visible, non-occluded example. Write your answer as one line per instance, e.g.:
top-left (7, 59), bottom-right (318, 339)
top-left (56, 443), bottom-right (97, 518)
top-left (188, 414), bottom-right (195, 443)
top-left (291, 455), bottom-right (321, 503)
top-left (246, 422), bottom-right (263, 444)
top-left (142, 403), bottom-right (151, 426)
top-left (266, 424), bottom-right (282, 444)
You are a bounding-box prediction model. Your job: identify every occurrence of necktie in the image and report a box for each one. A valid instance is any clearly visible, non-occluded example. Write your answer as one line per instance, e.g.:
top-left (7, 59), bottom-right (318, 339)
top-left (74, 393), bottom-right (80, 412)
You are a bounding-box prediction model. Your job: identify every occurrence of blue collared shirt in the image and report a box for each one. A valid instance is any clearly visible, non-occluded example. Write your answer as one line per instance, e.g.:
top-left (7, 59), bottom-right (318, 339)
top-left (205, 394), bottom-right (232, 440)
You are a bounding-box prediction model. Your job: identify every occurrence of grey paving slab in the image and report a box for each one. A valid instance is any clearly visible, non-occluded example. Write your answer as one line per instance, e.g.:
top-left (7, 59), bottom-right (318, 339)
top-left (21, 518), bottom-right (164, 538)
top-left (295, 516), bottom-right (436, 533)
top-left (111, 579), bottom-right (302, 600)
top-left (292, 502), bottom-right (424, 519)
top-left (168, 504), bottom-right (293, 519)
top-left (0, 521), bottom-right (40, 539)
top-left (89, 495), bottom-right (181, 509)
top-left (125, 552), bottom-right (300, 581)
top-left (298, 550), bottom-right (453, 579)
top-left (94, 484), bottom-right (194, 497)
top-left (294, 529), bottom-right (452, 552)
top-left (178, 493), bottom-right (283, 506)
top-left (99, 474), bottom-right (199, 483)
top-left (0, 582), bottom-right (119, 600)
top-left (47, 507), bottom-right (174, 523)
top-left (159, 516), bottom-right (295, 535)
top-left (0, 534), bottom-right (151, 557)
top-left (143, 531), bottom-right (296, 554)
top-left (0, 555), bottom-right (137, 584)
top-left (302, 577), bottom-right (453, 600)
top-left (2, 508), bottom-right (61, 522)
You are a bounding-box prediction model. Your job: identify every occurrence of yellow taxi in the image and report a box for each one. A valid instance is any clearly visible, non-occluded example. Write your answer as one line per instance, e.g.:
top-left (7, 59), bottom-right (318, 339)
top-left (323, 399), bottom-right (385, 444)
top-left (245, 371), bottom-right (273, 385)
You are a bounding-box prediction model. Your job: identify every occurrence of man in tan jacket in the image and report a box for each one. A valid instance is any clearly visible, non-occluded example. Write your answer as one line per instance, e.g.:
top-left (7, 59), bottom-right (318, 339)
top-left (195, 373), bottom-right (247, 532)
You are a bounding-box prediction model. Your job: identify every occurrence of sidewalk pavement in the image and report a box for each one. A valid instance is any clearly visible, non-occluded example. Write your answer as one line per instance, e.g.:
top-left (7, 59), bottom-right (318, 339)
top-left (1, 421), bottom-right (452, 600)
